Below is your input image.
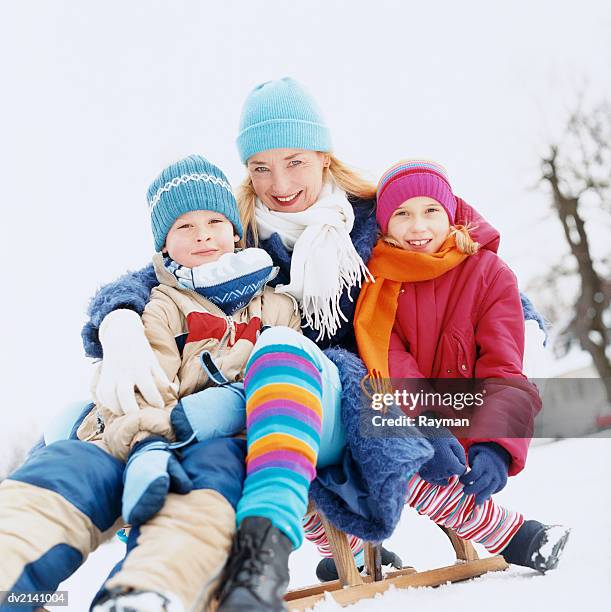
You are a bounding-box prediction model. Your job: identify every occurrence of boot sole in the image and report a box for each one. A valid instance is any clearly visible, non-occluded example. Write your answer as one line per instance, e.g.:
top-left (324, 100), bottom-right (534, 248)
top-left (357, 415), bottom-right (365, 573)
top-left (535, 527), bottom-right (571, 573)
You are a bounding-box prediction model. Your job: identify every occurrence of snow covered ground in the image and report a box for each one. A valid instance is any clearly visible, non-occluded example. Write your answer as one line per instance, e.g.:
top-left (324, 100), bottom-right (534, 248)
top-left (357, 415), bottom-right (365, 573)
top-left (59, 436), bottom-right (611, 611)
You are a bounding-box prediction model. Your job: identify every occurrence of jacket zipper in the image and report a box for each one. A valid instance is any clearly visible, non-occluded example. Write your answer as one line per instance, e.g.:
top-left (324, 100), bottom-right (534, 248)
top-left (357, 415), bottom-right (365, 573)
top-left (200, 314), bottom-right (234, 387)
top-left (219, 314), bottom-right (235, 351)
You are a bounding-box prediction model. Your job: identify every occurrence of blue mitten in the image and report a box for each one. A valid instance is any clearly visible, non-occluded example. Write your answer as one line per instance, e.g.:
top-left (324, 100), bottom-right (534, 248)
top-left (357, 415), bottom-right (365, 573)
top-left (459, 443), bottom-right (511, 506)
top-left (418, 425), bottom-right (467, 486)
top-left (171, 383), bottom-right (246, 443)
top-left (122, 436), bottom-right (193, 525)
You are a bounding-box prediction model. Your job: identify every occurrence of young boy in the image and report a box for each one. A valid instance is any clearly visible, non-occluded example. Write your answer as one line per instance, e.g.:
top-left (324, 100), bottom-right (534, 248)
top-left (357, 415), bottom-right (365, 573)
top-left (0, 155), bottom-right (301, 612)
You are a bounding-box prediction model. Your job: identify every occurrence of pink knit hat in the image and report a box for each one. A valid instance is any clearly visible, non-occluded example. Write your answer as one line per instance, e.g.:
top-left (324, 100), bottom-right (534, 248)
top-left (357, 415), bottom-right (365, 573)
top-left (376, 160), bottom-right (457, 233)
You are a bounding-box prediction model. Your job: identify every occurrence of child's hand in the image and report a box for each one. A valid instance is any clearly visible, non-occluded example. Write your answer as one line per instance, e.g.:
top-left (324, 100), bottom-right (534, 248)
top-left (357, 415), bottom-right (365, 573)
top-left (97, 309), bottom-right (172, 415)
top-left (171, 383), bottom-right (246, 443)
top-left (459, 443), bottom-right (511, 506)
top-left (122, 436), bottom-right (193, 525)
top-left (418, 413), bottom-right (467, 487)
top-left (418, 427), bottom-right (467, 486)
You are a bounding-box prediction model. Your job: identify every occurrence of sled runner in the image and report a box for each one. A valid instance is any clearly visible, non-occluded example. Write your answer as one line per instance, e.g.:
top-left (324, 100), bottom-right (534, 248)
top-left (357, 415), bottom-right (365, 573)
top-left (284, 507), bottom-right (508, 610)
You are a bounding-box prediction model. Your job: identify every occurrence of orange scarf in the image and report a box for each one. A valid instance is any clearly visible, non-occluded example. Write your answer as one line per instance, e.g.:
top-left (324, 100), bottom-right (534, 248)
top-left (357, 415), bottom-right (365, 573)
top-left (354, 232), bottom-right (469, 381)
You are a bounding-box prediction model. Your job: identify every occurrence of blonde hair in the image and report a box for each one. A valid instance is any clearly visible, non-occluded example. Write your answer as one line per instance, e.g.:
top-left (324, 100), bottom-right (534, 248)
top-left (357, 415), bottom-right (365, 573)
top-left (236, 153), bottom-right (377, 247)
top-left (382, 224), bottom-right (480, 255)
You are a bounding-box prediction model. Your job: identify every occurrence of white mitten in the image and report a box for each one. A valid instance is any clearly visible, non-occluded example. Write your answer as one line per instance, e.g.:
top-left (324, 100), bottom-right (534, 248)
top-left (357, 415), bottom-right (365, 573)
top-left (96, 309), bottom-right (171, 415)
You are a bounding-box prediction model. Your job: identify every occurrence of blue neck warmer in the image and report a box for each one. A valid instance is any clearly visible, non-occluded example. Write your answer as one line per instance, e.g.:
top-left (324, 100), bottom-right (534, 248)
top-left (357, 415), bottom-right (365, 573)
top-left (164, 249), bottom-right (279, 316)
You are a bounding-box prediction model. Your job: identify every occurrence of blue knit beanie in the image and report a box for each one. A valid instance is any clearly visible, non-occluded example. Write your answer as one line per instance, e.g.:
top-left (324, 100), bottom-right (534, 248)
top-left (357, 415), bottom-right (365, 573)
top-left (147, 155), bottom-right (243, 251)
top-left (236, 77), bottom-right (332, 163)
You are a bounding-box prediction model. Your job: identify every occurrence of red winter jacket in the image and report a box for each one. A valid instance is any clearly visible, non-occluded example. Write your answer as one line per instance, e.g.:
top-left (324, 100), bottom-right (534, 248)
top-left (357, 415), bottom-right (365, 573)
top-left (388, 198), bottom-right (541, 475)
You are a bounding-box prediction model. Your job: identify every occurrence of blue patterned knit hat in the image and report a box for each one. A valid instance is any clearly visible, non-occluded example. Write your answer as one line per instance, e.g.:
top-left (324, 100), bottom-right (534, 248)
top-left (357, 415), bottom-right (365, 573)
top-left (236, 77), bottom-right (332, 163)
top-left (147, 155), bottom-right (243, 251)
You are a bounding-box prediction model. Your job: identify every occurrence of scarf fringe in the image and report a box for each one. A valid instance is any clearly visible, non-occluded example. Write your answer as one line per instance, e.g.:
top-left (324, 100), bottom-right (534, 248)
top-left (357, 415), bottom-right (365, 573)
top-left (257, 182), bottom-right (373, 341)
top-left (360, 370), bottom-right (394, 404)
top-left (301, 251), bottom-right (373, 341)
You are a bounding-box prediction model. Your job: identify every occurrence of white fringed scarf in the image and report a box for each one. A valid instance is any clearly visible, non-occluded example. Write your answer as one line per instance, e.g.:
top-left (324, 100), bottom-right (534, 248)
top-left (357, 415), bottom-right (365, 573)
top-left (255, 182), bottom-right (372, 341)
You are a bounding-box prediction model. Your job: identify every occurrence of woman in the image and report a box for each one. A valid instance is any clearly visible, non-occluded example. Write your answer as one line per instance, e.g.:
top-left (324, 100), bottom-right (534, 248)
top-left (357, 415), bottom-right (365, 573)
top-left (79, 78), bottom-right (544, 610)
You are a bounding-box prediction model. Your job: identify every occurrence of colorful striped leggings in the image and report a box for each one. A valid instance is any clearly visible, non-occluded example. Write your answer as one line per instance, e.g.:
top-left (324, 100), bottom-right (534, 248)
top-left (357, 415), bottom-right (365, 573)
top-left (304, 473), bottom-right (524, 558)
top-left (236, 326), bottom-right (345, 549)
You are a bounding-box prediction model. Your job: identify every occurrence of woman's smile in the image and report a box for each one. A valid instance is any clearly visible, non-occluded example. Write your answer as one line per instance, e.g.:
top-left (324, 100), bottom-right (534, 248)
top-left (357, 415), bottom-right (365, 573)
top-left (271, 190), bottom-right (303, 207)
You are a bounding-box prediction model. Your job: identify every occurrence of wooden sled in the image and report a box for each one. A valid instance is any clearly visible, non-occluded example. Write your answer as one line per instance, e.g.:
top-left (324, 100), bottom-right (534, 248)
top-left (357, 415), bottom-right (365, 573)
top-left (285, 510), bottom-right (508, 610)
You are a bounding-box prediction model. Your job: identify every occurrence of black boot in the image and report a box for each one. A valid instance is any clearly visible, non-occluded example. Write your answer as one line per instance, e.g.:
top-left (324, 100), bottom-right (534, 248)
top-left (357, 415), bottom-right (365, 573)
top-left (501, 520), bottom-right (571, 573)
top-left (217, 517), bottom-right (292, 612)
top-left (91, 587), bottom-right (184, 612)
top-left (315, 546), bottom-right (403, 582)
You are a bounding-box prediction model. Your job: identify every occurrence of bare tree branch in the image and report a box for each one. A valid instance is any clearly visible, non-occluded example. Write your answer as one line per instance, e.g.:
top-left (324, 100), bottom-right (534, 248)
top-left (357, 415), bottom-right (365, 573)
top-left (538, 100), bottom-right (611, 400)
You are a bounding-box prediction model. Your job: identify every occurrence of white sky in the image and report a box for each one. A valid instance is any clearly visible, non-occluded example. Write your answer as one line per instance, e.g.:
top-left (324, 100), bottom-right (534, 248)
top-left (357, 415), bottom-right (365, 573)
top-left (1, 0), bottom-right (610, 434)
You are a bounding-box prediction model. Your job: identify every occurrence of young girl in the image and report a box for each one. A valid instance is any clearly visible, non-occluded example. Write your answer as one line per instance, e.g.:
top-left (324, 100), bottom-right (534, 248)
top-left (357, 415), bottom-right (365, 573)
top-left (347, 160), bottom-right (569, 573)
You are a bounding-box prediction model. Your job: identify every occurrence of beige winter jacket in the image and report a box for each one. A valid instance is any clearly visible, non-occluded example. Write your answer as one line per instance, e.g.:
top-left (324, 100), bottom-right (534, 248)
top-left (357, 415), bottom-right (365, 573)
top-left (78, 253), bottom-right (301, 460)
